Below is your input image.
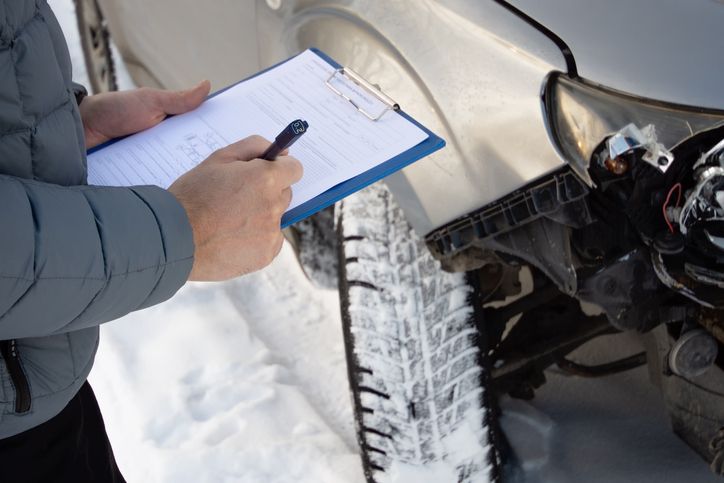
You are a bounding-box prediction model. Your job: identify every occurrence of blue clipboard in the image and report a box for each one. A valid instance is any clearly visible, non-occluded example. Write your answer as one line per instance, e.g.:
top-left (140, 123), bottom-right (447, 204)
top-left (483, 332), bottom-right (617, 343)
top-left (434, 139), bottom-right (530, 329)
top-left (89, 48), bottom-right (446, 228)
top-left (281, 49), bottom-right (445, 227)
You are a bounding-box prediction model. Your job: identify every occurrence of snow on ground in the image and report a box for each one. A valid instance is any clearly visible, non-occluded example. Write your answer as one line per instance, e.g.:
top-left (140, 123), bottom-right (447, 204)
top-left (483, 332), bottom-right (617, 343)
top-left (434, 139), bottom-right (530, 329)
top-left (501, 331), bottom-right (722, 483)
top-left (87, 245), bottom-right (364, 483)
top-left (50, 1), bottom-right (364, 482)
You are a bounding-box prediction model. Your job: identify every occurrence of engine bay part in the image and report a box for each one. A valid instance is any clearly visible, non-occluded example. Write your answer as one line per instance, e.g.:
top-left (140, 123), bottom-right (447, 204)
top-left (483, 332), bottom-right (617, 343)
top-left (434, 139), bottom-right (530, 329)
top-left (426, 169), bottom-right (593, 293)
top-left (645, 325), bottom-right (724, 475)
top-left (427, 170), bottom-right (591, 257)
top-left (556, 351), bottom-right (646, 378)
top-left (645, 134), bottom-right (724, 308)
top-left (698, 308), bottom-right (724, 346)
top-left (576, 249), bottom-right (666, 331)
top-left (605, 123), bottom-right (674, 173)
top-left (576, 115), bottom-right (724, 310)
top-left (668, 328), bottom-right (718, 378)
top-left (679, 139), bottom-right (724, 236)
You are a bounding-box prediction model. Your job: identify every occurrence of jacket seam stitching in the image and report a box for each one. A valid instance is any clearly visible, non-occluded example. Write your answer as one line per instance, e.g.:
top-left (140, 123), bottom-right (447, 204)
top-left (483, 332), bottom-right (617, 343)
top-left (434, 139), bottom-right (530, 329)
top-left (0, 257), bottom-right (193, 282)
top-left (0, 126), bottom-right (33, 138)
top-left (29, 123), bottom-right (36, 180)
top-left (0, 189), bottom-right (36, 313)
top-left (3, 176), bottom-right (162, 193)
top-left (61, 280), bottom-right (108, 334)
top-left (34, 95), bottom-right (73, 129)
top-left (5, 18), bottom-right (31, 178)
top-left (129, 189), bottom-right (169, 264)
top-left (6, 15), bottom-right (30, 112)
top-left (10, 12), bottom-right (43, 47)
top-left (79, 191), bottom-right (108, 279)
top-left (129, 189), bottom-right (170, 306)
top-left (59, 193), bottom-right (111, 333)
top-left (0, 100), bottom-right (78, 142)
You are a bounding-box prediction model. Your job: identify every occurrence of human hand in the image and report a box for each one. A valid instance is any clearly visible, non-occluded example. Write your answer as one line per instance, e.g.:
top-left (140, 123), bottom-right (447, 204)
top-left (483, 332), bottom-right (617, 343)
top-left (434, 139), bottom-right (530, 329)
top-left (168, 135), bottom-right (303, 281)
top-left (79, 81), bottom-right (211, 149)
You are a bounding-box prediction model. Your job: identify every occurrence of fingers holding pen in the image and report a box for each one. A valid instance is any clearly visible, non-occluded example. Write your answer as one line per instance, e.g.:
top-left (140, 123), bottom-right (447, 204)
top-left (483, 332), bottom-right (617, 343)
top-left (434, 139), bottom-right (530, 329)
top-left (218, 135), bottom-right (273, 162)
top-left (250, 156), bottom-right (302, 219)
top-left (281, 187), bottom-right (293, 209)
top-left (206, 140), bottom-right (302, 196)
top-left (269, 155), bottom-right (304, 186)
top-left (212, 136), bottom-right (292, 164)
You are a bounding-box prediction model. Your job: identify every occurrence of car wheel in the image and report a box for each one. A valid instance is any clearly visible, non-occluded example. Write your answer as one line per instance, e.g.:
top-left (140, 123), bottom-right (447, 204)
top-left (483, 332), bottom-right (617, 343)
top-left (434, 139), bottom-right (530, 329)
top-left (336, 183), bottom-right (502, 482)
top-left (284, 206), bottom-right (338, 290)
top-left (74, 0), bottom-right (117, 93)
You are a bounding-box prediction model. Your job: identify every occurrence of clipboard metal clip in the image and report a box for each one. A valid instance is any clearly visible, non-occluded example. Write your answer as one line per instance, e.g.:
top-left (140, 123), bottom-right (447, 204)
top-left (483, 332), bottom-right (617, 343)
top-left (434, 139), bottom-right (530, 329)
top-left (325, 68), bottom-right (400, 121)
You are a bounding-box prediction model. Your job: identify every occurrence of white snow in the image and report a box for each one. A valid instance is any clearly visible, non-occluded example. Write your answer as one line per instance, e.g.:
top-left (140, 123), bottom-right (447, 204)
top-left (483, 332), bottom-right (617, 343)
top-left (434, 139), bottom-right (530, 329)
top-left (501, 331), bottom-right (723, 483)
top-left (86, 245), bottom-right (364, 483)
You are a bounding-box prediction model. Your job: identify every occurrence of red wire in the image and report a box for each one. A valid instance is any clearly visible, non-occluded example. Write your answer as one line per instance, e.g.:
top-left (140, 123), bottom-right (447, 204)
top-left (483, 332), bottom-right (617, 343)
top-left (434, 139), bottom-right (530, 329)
top-left (662, 183), bottom-right (682, 233)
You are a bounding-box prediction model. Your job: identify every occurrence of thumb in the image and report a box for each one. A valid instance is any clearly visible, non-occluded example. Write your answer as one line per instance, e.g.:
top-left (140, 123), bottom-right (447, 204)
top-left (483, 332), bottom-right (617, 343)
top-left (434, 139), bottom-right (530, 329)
top-left (159, 80), bottom-right (211, 115)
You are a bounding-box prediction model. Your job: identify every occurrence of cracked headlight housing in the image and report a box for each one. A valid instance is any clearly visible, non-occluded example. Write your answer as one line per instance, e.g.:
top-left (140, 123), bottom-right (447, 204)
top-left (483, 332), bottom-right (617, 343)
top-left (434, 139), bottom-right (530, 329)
top-left (544, 74), bottom-right (724, 185)
top-left (546, 74), bottom-right (724, 308)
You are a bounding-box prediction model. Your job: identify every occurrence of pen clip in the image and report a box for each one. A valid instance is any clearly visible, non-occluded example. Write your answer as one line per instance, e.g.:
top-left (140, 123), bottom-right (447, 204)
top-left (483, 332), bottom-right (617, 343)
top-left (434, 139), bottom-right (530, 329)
top-left (325, 68), bottom-right (399, 121)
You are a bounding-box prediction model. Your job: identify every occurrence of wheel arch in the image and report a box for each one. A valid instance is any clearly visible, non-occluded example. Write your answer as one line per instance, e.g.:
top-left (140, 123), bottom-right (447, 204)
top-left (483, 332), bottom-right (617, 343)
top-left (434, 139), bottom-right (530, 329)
top-left (256, 0), bottom-right (569, 235)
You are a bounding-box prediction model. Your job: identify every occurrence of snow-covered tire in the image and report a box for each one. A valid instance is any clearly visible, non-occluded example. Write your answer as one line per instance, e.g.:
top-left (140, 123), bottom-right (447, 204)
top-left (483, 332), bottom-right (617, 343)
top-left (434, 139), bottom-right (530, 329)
top-left (336, 183), bottom-right (501, 483)
top-left (284, 206), bottom-right (338, 289)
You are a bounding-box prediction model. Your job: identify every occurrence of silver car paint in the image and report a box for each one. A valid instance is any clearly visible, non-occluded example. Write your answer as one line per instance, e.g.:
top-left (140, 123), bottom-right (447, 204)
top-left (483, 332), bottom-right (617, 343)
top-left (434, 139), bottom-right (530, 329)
top-left (99, 0), bottom-right (570, 235)
top-left (98, 0), bottom-right (263, 91)
top-left (260, 0), bottom-right (569, 235)
top-left (509, 0), bottom-right (724, 111)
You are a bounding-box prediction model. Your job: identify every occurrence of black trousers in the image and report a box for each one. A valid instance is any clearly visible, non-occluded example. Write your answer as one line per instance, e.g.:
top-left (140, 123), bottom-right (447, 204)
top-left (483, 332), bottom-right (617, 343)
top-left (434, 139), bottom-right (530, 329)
top-left (0, 381), bottom-right (125, 483)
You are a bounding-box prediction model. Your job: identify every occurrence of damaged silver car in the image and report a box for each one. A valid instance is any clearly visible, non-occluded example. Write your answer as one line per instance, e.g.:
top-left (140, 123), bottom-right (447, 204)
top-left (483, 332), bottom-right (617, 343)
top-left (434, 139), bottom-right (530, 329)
top-left (77, 0), bottom-right (724, 481)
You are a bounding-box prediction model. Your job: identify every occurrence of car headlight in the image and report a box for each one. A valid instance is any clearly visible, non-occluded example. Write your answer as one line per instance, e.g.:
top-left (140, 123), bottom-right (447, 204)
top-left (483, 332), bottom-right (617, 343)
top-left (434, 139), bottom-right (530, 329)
top-left (544, 74), bottom-right (724, 185)
top-left (546, 74), bottom-right (724, 308)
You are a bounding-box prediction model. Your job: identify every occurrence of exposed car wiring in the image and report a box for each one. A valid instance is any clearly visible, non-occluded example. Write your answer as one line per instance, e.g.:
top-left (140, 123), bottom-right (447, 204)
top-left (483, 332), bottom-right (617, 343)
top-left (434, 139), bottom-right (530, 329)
top-left (556, 351), bottom-right (647, 378)
top-left (663, 182), bottom-right (683, 233)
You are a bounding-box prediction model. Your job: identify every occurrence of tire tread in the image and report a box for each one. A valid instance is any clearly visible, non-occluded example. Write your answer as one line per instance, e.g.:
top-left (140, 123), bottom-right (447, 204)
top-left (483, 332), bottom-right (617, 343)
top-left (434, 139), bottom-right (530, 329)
top-left (337, 184), bottom-right (500, 483)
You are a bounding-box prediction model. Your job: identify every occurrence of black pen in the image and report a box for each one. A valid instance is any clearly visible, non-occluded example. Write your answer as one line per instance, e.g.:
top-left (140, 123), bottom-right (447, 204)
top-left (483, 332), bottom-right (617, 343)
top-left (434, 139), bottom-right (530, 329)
top-left (262, 119), bottom-right (309, 160)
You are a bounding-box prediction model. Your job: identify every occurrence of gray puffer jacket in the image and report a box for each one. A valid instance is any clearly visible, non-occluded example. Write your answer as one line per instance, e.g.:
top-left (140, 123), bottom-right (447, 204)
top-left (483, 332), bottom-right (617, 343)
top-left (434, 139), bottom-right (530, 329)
top-left (0, 1), bottom-right (194, 438)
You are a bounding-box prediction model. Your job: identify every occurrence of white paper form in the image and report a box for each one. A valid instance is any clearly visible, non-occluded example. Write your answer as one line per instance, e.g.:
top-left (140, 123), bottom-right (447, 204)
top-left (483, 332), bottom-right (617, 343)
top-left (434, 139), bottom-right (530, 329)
top-left (87, 50), bottom-right (429, 211)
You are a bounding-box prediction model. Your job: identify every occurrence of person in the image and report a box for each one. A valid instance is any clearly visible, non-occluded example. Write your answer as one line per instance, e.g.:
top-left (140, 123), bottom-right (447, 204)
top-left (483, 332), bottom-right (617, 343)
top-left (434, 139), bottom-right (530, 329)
top-left (0, 1), bottom-right (302, 481)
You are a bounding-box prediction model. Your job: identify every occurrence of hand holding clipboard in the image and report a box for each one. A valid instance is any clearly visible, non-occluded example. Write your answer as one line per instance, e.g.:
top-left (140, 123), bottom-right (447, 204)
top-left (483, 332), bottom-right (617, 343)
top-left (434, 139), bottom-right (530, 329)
top-left (86, 49), bottom-right (445, 227)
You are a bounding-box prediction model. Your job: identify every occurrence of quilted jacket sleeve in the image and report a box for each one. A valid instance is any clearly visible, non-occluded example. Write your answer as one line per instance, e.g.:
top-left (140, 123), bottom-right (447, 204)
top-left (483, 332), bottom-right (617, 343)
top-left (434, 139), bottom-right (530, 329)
top-left (0, 174), bottom-right (194, 339)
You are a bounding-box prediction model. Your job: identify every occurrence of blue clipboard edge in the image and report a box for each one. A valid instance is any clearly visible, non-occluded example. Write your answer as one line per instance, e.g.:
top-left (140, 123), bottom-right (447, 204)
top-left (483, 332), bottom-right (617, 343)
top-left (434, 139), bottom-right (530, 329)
top-left (87, 48), bottom-right (446, 228)
top-left (281, 48), bottom-right (445, 227)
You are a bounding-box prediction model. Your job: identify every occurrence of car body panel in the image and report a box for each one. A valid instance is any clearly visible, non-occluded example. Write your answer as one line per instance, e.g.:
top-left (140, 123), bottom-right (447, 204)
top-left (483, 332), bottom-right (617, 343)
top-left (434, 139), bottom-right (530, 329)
top-left (255, 0), bottom-right (569, 234)
top-left (97, 0), bottom-right (262, 90)
top-left (98, 0), bottom-right (569, 235)
top-left (508, 0), bottom-right (724, 110)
